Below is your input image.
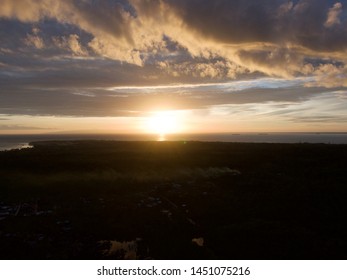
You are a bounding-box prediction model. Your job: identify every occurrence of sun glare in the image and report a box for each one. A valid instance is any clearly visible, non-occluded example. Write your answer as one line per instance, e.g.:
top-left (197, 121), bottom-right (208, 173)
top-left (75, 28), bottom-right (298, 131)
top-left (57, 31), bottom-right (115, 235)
top-left (146, 111), bottom-right (181, 139)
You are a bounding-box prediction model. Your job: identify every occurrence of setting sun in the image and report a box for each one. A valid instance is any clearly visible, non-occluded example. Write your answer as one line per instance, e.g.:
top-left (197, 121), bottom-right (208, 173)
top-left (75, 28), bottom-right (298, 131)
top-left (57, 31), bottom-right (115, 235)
top-left (146, 111), bottom-right (182, 136)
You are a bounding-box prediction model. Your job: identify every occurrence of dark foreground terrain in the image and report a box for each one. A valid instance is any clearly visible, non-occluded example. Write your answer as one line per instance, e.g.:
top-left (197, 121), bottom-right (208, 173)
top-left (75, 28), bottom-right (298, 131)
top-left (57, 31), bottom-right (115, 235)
top-left (1, 141), bottom-right (347, 259)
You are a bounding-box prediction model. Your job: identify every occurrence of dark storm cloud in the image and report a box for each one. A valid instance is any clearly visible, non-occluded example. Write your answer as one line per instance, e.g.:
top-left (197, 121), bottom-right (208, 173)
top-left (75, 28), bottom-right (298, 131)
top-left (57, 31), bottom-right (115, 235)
top-left (70, 0), bottom-right (135, 44)
top-left (164, 0), bottom-right (347, 52)
top-left (166, 0), bottom-right (277, 44)
top-left (142, 0), bottom-right (347, 82)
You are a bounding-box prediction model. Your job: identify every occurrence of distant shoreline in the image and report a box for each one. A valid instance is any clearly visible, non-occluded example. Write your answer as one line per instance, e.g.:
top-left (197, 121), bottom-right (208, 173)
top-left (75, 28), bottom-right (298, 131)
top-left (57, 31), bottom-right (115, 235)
top-left (2, 132), bottom-right (347, 151)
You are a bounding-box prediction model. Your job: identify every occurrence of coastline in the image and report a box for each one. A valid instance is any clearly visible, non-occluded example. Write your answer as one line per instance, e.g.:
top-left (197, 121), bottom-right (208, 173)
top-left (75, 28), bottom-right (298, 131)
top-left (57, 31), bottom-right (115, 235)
top-left (1, 132), bottom-right (347, 151)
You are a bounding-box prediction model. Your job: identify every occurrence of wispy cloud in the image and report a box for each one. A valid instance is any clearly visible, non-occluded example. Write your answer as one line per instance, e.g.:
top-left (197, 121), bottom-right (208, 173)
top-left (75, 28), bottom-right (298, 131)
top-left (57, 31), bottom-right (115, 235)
top-left (108, 77), bottom-right (314, 93)
top-left (0, 124), bottom-right (47, 130)
top-left (325, 2), bottom-right (343, 27)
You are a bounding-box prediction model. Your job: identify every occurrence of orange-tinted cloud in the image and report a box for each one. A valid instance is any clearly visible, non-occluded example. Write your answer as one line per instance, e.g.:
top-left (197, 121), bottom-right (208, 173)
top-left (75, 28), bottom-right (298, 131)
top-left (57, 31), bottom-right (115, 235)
top-left (1, 0), bottom-right (347, 120)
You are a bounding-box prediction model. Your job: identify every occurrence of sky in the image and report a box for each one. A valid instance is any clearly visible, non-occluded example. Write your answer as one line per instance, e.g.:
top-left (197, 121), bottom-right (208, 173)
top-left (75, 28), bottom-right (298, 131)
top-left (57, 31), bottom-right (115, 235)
top-left (1, 0), bottom-right (347, 135)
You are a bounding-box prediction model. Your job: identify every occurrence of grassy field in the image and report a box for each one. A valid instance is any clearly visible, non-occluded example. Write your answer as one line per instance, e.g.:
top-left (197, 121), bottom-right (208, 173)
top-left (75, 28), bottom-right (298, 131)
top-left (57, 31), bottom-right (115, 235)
top-left (1, 141), bottom-right (347, 259)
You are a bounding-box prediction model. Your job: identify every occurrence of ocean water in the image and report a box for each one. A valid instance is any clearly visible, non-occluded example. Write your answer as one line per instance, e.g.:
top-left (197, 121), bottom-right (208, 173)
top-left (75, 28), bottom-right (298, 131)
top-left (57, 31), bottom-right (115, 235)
top-left (177, 133), bottom-right (347, 144)
top-left (1, 133), bottom-right (347, 151)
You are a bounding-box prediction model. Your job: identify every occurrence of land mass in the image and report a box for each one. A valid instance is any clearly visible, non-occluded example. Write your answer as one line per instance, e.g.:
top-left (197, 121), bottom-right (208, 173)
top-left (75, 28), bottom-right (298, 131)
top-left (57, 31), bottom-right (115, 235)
top-left (1, 141), bottom-right (347, 259)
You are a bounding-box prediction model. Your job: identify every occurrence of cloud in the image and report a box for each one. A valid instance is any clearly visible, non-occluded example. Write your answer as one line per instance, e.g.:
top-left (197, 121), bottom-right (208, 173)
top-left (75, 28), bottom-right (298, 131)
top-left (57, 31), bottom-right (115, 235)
top-left (24, 33), bottom-right (45, 49)
top-left (23, 27), bottom-right (45, 49)
top-left (1, 0), bottom-right (346, 78)
top-left (157, 60), bottom-right (248, 79)
top-left (0, 124), bottom-right (47, 130)
top-left (53, 34), bottom-right (88, 56)
top-left (0, 0), bottom-right (47, 22)
top-left (305, 64), bottom-right (347, 88)
top-left (0, 77), bottom-right (335, 117)
top-left (207, 90), bottom-right (347, 127)
top-left (0, 0), bottom-right (141, 63)
top-left (277, 1), bottom-right (294, 17)
top-left (0, 0), bottom-right (347, 122)
top-left (133, 0), bottom-right (347, 82)
top-left (158, 0), bottom-right (346, 49)
top-left (325, 2), bottom-right (343, 27)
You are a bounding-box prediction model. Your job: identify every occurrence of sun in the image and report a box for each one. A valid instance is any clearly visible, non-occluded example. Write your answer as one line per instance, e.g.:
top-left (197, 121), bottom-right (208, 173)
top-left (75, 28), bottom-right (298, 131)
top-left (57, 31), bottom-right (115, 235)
top-left (146, 111), bottom-right (181, 138)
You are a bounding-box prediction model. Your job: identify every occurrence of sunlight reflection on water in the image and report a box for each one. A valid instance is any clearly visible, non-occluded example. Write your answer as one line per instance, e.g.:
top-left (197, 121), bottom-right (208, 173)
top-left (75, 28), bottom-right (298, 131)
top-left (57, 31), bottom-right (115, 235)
top-left (158, 134), bottom-right (166, 141)
top-left (99, 238), bottom-right (142, 259)
top-left (192, 237), bottom-right (204, 247)
top-left (0, 143), bottom-right (33, 151)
